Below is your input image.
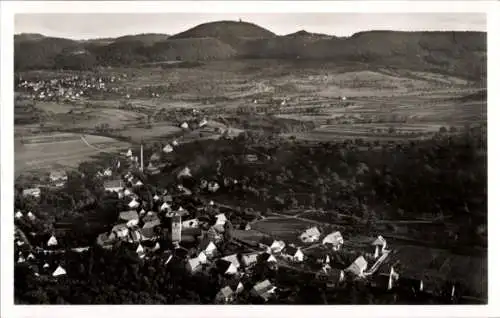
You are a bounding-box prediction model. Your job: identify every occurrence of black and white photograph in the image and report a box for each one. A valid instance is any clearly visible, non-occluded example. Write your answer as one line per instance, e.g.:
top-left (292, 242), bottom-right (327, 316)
top-left (1, 0), bottom-right (498, 315)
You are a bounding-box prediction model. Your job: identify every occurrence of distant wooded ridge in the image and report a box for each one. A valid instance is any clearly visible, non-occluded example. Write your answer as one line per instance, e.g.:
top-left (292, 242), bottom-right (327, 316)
top-left (15, 20), bottom-right (486, 81)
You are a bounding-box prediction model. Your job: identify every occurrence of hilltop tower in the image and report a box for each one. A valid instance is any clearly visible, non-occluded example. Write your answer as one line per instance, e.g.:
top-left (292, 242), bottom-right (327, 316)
top-left (171, 213), bottom-right (182, 246)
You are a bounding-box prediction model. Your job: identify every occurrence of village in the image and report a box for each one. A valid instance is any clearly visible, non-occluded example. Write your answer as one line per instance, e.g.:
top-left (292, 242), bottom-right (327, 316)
top-left (14, 131), bottom-right (463, 304)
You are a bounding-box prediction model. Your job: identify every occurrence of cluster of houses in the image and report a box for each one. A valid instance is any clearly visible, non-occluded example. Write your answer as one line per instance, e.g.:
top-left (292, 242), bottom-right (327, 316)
top-left (21, 170), bottom-right (68, 199)
top-left (15, 75), bottom-right (121, 102)
top-left (15, 73), bottom-right (179, 103)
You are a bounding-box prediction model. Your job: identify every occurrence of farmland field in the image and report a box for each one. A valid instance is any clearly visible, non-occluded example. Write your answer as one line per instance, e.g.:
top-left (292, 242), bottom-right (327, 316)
top-left (118, 122), bottom-right (182, 142)
top-left (15, 132), bottom-right (130, 175)
top-left (391, 244), bottom-right (487, 299)
top-left (251, 217), bottom-right (320, 244)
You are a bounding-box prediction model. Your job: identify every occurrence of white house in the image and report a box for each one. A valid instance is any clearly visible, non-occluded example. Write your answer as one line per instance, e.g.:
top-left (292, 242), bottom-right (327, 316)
top-left (178, 167), bottom-right (192, 178)
top-left (182, 218), bottom-right (200, 229)
top-left (270, 240), bottom-right (286, 254)
top-left (153, 194), bottom-right (160, 201)
top-left (172, 140), bottom-right (179, 146)
top-left (152, 242), bottom-right (161, 252)
top-left (128, 198), bottom-right (140, 209)
top-left (163, 144), bottom-right (174, 153)
top-left (17, 256), bottom-right (25, 263)
top-left (22, 187), bottom-right (41, 198)
top-left (112, 224), bottom-right (129, 239)
top-left (372, 235), bottom-right (388, 251)
top-left (47, 235), bottom-right (58, 247)
top-left (200, 240), bottom-right (218, 257)
top-left (52, 265), bottom-right (67, 277)
top-left (15, 211), bottom-right (23, 219)
top-left (217, 260), bottom-right (238, 275)
top-left (27, 211), bottom-right (36, 221)
top-left (251, 280), bottom-right (277, 301)
top-left (126, 149), bottom-right (133, 157)
top-left (199, 118), bottom-right (208, 128)
top-left (215, 286), bottom-right (234, 303)
top-left (283, 246), bottom-right (304, 263)
top-left (134, 180), bottom-right (144, 187)
top-left (241, 253), bottom-right (260, 268)
top-left (27, 253), bottom-right (35, 260)
top-left (387, 266), bottom-right (400, 290)
top-left (346, 256), bottom-right (368, 277)
top-left (127, 219), bottom-right (139, 228)
top-left (160, 202), bottom-right (171, 211)
top-left (136, 244), bottom-right (145, 258)
top-left (197, 251), bottom-right (208, 264)
top-left (322, 231), bottom-right (344, 251)
top-left (208, 181), bottom-right (220, 193)
top-left (234, 281), bottom-right (244, 294)
top-left (180, 122), bottom-right (189, 129)
top-left (187, 257), bottom-right (202, 273)
top-left (222, 254), bottom-right (241, 270)
top-left (215, 213), bottom-right (227, 225)
top-left (104, 180), bottom-right (123, 192)
top-left (300, 226), bottom-right (321, 243)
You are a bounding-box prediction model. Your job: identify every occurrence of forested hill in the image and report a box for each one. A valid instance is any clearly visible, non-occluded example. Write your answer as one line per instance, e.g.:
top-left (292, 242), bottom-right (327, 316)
top-left (14, 21), bottom-right (486, 81)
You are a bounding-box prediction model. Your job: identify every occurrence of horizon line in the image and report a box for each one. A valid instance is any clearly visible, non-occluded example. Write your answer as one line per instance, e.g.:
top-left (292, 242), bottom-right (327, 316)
top-left (14, 28), bottom-right (487, 42)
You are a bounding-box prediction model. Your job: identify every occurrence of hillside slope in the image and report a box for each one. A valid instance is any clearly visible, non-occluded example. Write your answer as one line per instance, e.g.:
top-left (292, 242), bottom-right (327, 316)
top-left (14, 24), bottom-right (486, 81)
top-left (170, 20), bottom-right (276, 49)
top-left (240, 31), bottom-right (486, 80)
top-left (113, 33), bottom-right (170, 45)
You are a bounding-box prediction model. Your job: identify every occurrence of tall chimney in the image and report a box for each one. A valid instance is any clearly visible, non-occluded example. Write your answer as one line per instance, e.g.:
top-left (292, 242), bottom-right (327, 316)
top-left (140, 144), bottom-right (144, 172)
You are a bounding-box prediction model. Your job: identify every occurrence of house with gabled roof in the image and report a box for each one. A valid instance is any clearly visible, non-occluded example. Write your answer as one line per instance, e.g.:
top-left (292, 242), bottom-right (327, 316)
top-left (251, 280), bottom-right (277, 302)
top-left (27, 211), bottom-right (36, 220)
top-left (240, 252), bottom-right (260, 268)
top-left (163, 144), bottom-right (174, 154)
top-left (141, 218), bottom-right (162, 240)
top-left (128, 198), bottom-right (140, 209)
top-left (371, 235), bottom-right (388, 258)
top-left (299, 226), bottom-right (321, 243)
top-left (111, 223), bottom-right (129, 238)
top-left (282, 246), bottom-right (304, 263)
top-left (322, 231), bottom-right (344, 251)
top-left (215, 286), bottom-right (234, 304)
top-left (47, 235), bottom-right (58, 247)
top-left (136, 243), bottom-right (145, 258)
top-left (22, 187), bottom-right (41, 198)
top-left (199, 240), bottom-right (218, 258)
top-left (215, 259), bottom-right (238, 276)
top-left (104, 179), bottom-right (123, 193)
top-left (52, 265), bottom-right (67, 277)
top-left (182, 218), bottom-right (200, 229)
top-left (119, 210), bottom-right (139, 222)
top-left (258, 252), bottom-right (278, 265)
top-left (186, 257), bottom-right (202, 273)
top-left (222, 254), bottom-right (241, 270)
top-left (345, 256), bottom-right (368, 277)
top-left (197, 251), bottom-right (208, 264)
top-left (128, 229), bottom-right (144, 243)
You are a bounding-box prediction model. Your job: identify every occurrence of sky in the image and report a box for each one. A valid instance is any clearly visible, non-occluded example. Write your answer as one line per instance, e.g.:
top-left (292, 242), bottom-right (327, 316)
top-left (14, 13), bottom-right (486, 39)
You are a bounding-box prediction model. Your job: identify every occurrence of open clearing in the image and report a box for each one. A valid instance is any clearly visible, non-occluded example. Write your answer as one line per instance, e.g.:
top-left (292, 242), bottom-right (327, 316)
top-left (251, 217), bottom-right (321, 244)
top-left (118, 122), bottom-right (182, 142)
top-left (15, 132), bottom-right (130, 175)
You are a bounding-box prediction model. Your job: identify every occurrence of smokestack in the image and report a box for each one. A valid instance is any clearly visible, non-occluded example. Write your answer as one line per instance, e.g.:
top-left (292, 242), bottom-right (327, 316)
top-left (140, 144), bottom-right (144, 172)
